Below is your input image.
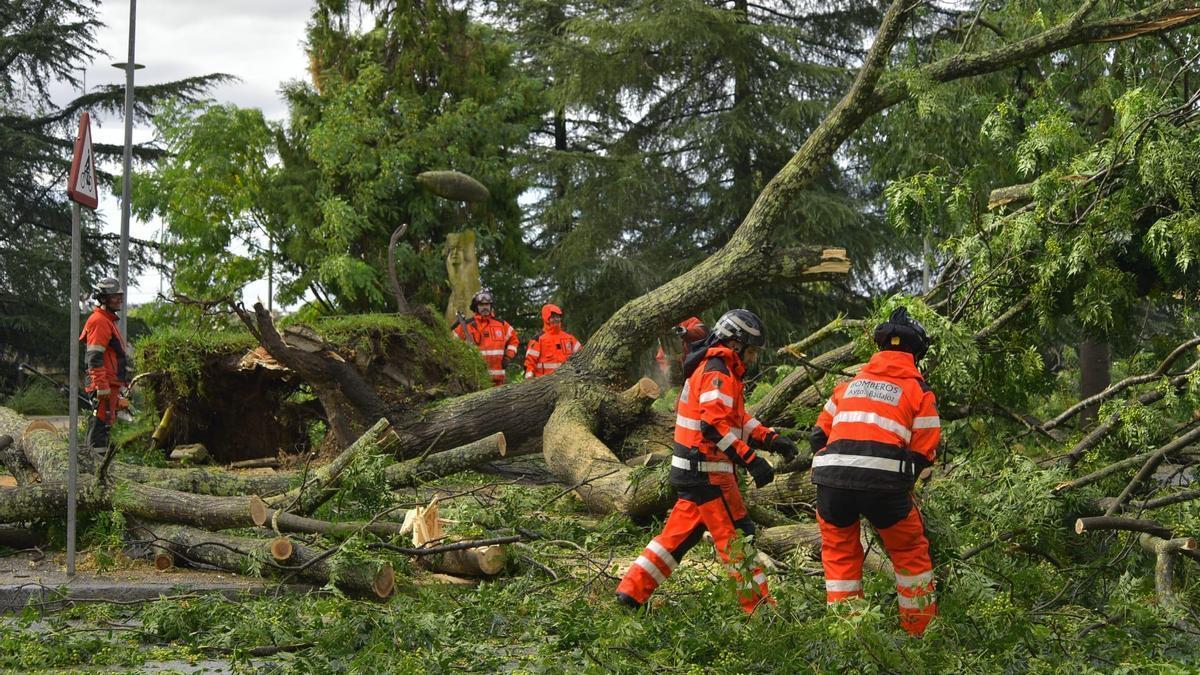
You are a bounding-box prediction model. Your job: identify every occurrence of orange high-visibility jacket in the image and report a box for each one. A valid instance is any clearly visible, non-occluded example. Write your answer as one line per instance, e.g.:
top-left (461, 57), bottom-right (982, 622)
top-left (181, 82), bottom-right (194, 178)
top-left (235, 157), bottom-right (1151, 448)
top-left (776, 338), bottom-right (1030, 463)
top-left (524, 304), bottom-right (581, 378)
top-left (811, 350), bottom-right (940, 491)
top-left (669, 345), bottom-right (775, 487)
top-left (453, 314), bottom-right (519, 386)
top-left (79, 307), bottom-right (127, 395)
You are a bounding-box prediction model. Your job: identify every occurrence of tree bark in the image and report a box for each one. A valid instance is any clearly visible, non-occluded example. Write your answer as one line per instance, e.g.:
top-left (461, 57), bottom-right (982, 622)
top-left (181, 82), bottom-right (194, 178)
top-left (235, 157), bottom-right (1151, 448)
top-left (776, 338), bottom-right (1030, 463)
top-left (1078, 338), bottom-right (1112, 427)
top-left (130, 519), bottom-right (396, 598)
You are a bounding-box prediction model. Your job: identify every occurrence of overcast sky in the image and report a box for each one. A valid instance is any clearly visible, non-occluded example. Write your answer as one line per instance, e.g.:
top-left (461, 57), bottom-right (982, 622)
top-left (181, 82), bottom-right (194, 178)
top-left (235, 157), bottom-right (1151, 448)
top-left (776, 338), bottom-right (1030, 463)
top-left (57, 0), bottom-right (314, 304)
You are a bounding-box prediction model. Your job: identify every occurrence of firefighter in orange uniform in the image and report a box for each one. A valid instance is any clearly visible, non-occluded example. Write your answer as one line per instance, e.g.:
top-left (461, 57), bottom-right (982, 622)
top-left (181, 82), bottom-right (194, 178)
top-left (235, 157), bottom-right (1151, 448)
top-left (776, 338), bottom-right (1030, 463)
top-left (616, 309), bottom-right (799, 613)
top-left (80, 277), bottom-right (129, 452)
top-left (810, 307), bottom-right (940, 636)
top-left (524, 304), bottom-right (582, 378)
top-left (453, 289), bottom-right (519, 386)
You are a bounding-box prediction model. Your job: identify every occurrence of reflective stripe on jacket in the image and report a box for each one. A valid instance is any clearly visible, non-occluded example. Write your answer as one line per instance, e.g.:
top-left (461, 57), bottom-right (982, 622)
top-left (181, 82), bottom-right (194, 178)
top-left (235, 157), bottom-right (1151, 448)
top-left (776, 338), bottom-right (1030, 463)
top-left (670, 345), bottom-right (774, 487)
top-left (453, 314), bottom-right (519, 385)
top-left (78, 307), bottom-right (127, 394)
top-left (811, 350), bottom-right (939, 491)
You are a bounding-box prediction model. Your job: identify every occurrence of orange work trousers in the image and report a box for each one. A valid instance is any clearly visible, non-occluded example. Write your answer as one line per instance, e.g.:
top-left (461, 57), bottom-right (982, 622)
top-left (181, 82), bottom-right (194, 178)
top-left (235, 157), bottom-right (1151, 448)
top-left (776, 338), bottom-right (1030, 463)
top-left (617, 481), bottom-right (771, 613)
top-left (816, 486), bottom-right (936, 636)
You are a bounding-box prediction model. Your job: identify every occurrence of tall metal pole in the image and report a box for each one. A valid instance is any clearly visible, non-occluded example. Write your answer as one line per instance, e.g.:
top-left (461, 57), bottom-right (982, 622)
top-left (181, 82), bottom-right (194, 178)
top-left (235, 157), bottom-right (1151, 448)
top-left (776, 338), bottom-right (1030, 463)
top-left (117, 0), bottom-right (137, 341)
top-left (67, 203), bottom-right (82, 577)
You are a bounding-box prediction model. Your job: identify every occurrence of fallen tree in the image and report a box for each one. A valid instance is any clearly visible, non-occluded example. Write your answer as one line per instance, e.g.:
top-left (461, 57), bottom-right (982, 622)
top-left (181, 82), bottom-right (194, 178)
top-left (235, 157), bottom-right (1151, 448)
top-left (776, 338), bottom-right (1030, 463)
top-left (0, 407), bottom-right (531, 592)
top-left (211, 0), bottom-right (1200, 533)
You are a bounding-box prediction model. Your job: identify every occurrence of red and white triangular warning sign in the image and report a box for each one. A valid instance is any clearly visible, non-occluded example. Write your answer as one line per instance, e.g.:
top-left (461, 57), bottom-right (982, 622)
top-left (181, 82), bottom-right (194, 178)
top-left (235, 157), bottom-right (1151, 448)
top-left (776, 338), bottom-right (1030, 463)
top-left (67, 112), bottom-right (98, 210)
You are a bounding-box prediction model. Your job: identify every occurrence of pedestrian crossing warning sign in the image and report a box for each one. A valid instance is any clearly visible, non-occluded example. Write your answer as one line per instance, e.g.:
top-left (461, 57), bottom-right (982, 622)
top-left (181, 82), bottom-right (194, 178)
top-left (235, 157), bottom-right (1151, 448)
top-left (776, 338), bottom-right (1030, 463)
top-left (67, 112), bottom-right (98, 209)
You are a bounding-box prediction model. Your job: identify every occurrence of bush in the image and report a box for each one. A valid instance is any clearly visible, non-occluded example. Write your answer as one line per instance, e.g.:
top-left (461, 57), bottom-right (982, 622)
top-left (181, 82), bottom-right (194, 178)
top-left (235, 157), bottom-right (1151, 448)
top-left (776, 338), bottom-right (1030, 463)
top-left (2, 381), bottom-right (66, 416)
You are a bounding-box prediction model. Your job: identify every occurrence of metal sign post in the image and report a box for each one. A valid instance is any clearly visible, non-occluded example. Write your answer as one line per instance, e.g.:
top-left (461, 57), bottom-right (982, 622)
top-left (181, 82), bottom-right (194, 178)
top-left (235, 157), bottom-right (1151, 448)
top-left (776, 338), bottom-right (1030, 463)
top-left (66, 112), bottom-right (98, 576)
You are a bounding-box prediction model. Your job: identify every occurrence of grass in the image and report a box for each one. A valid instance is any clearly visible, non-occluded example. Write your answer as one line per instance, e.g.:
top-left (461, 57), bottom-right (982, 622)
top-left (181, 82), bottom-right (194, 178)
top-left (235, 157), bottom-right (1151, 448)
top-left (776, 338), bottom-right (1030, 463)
top-left (3, 456), bottom-right (1199, 673)
top-left (2, 381), bottom-right (66, 416)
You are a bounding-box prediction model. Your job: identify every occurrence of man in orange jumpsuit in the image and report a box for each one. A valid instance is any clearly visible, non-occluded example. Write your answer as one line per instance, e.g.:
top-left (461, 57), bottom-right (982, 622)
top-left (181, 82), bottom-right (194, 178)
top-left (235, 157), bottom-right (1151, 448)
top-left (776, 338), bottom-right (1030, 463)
top-left (810, 307), bottom-right (940, 636)
top-left (453, 289), bottom-right (519, 386)
top-left (524, 304), bottom-right (582, 378)
top-left (616, 309), bottom-right (799, 613)
top-left (80, 277), bottom-right (129, 452)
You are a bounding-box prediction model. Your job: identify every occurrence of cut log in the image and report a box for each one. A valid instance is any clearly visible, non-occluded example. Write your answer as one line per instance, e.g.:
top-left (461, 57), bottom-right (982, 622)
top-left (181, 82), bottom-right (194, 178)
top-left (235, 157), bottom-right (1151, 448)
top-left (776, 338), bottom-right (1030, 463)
top-left (1075, 516), bottom-right (1173, 540)
top-left (18, 418), bottom-right (76, 481)
top-left (248, 495), bottom-right (407, 539)
top-left (756, 523), bottom-right (890, 572)
top-left (746, 471), bottom-right (817, 514)
top-left (417, 545), bottom-right (506, 577)
top-left (131, 519), bottom-right (396, 598)
top-left (114, 462), bottom-right (293, 497)
top-left (385, 433), bottom-right (506, 488)
top-left (229, 457), bottom-right (281, 470)
top-left (271, 536), bottom-right (294, 562)
top-left (153, 552), bottom-right (175, 571)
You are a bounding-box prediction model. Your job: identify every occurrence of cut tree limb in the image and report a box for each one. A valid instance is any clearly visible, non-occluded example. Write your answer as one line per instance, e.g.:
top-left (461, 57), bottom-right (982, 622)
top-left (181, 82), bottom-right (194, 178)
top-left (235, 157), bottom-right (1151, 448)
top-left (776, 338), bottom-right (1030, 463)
top-left (385, 432), bottom-right (506, 488)
top-left (1104, 424), bottom-right (1200, 515)
top-left (1045, 336), bottom-right (1200, 433)
top-left (265, 418), bottom-right (396, 515)
top-left (1075, 516), bottom-right (1173, 540)
top-left (131, 519), bottom-right (396, 598)
top-left (248, 496), bottom-right (406, 539)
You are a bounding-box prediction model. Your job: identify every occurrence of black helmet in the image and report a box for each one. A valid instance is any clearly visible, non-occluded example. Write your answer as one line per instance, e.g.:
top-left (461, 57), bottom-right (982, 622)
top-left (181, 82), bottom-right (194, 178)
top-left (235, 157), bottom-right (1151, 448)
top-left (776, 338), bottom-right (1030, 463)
top-left (93, 277), bottom-right (121, 301)
top-left (873, 307), bottom-right (929, 360)
top-left (712, 309), bottom-right (766, 349)
top-left (470, 288), bottom-right (495, 313)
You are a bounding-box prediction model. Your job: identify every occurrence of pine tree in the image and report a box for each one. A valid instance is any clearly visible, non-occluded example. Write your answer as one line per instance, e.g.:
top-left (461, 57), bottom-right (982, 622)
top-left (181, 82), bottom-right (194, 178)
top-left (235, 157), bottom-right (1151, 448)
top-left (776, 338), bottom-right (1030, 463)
top-left (0, 0), bottom-right (224, 385)
top-left (486, 0), bottom-right (922, 343)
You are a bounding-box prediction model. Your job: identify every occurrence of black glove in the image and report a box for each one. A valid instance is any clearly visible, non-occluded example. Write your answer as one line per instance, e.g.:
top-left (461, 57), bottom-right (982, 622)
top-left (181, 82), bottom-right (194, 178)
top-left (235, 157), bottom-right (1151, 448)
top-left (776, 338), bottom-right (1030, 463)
top-left (767, 433), bottom-right (799, 462)
top-left (747, 456), bottom-right (775, 488)
top-left (501, 356), bottom-right (513, 369)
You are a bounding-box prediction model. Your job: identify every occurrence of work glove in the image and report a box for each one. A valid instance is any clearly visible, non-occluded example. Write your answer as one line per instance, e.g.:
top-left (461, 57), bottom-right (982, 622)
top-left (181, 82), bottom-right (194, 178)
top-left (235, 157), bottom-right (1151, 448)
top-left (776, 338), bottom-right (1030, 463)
top-left (765, 431), bottom-right (799, 462)
top-left (747, 456), bottom-right (776, 489)
top-left (502, 356), bottom-right (513, 369)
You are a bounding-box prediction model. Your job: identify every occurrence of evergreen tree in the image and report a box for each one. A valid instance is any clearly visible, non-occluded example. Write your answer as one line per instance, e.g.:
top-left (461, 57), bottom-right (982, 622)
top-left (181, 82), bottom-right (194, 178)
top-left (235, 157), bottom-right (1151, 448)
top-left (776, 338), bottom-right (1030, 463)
top-left (486, 0), bottom-right (937, 346)
top-left (0, 0), bottom-right (223, 387)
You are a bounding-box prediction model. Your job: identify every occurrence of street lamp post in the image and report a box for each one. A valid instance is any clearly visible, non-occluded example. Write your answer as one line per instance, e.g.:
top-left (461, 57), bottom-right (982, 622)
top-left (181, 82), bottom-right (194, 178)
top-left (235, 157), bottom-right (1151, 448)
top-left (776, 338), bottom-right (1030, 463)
top-left (114, 0), bottom-right (139, 342)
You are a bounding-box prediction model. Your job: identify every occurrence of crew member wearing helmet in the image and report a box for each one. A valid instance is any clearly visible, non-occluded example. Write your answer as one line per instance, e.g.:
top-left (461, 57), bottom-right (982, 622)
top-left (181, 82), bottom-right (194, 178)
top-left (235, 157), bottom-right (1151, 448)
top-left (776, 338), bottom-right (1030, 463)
top-left (79, 277), bottom-right (129, 452)
top-left (616, 309), bottom-right (799, 613)
top-left (453, 289), bottom-right (519, 386)
top-left (524, 304), bottom-right (582, 379)
top-left (810, 306), bottom-right (940, 636)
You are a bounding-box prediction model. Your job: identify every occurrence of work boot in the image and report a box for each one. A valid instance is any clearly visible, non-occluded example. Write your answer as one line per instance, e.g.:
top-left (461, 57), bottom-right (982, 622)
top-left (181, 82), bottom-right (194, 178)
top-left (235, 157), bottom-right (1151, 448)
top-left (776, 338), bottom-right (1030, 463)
top-left (615, 592), bottom-right (642, 610)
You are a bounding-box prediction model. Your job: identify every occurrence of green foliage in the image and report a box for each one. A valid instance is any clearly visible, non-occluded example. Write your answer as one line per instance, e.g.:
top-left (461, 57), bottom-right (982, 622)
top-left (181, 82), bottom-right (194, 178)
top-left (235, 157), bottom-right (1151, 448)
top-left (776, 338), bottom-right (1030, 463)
top-left (80, 508), bottom-right (127, 572)
top-left (0, 1), bottom-right (227, 388)
top-left (136, 327), bottom-right (257, 399)
top-left (1, 381), bottom-right (66, 416)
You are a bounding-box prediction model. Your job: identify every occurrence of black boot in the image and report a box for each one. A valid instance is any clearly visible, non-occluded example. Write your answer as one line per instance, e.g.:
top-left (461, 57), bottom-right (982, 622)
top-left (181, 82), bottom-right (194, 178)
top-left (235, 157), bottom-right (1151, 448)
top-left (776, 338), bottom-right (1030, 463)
top-left (615, 592), bottom-right (642, 610)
